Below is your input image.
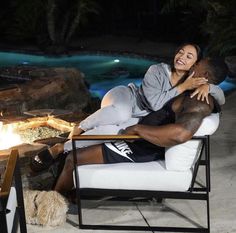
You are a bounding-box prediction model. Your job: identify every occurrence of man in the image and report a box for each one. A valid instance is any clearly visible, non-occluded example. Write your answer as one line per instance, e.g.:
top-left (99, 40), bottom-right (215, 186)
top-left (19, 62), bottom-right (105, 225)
top-left (53, 57), bottom-right (227, 195)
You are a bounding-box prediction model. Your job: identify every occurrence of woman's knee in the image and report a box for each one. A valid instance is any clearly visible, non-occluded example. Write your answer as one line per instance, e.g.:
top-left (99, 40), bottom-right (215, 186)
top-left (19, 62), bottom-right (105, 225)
top-left (101, 86), bottom-right (132, 107)
top-left (115, 105), bottom-right (132, 123)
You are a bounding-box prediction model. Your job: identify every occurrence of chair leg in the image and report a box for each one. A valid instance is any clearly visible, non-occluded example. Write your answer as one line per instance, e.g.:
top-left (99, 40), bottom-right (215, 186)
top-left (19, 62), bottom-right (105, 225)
top-left (0, 210), bottom-right (8, 233)
top-left (14, 160), bottom-right (27, 233)
top-left (206, 196), bottom-right (210, 232)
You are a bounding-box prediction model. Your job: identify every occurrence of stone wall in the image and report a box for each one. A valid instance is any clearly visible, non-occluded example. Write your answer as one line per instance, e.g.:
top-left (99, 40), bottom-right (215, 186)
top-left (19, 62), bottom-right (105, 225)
top-left (225, 56), bottom-right (236, 78)
top-left (0, 66), bottom-right (91, 116)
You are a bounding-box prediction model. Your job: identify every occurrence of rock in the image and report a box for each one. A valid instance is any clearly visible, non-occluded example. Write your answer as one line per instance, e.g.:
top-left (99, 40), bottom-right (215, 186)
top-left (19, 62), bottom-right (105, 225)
top-left (225, 56), bottom-right (236, 78)
top-left (0, 66), bottom-right (91, 116)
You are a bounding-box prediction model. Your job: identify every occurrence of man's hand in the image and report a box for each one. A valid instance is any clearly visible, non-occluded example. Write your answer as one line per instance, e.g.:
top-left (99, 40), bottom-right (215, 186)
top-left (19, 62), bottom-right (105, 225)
top-left (190, 84), bottom-right (210, 104)
top-left (68, 125), bottom-right (84, 139)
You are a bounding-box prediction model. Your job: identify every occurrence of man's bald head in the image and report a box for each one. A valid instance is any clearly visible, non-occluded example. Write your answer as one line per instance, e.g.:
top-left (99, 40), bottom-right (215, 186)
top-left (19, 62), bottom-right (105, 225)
top-left (193, 57), bottom-right (228, 85)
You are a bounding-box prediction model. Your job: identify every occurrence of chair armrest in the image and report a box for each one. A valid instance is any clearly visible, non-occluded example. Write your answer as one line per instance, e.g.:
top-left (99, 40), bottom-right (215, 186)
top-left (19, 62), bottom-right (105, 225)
top-left (72, 134), bottom-right (141, 141)
top-left (71, 134), bottom-right (207, 141)
top-left (0, 150), bottom-right (18, 198)
top-left (192, 136), bottom-right (208, 140)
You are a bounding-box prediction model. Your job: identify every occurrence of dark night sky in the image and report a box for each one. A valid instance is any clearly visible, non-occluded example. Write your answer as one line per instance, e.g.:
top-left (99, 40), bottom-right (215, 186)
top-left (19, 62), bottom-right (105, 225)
top-left (0, 0), bottom-right (206, 44)
top-left (0, 0), bottom-right (235, 56)
top-left (79, 0), bottom-right (203, 42)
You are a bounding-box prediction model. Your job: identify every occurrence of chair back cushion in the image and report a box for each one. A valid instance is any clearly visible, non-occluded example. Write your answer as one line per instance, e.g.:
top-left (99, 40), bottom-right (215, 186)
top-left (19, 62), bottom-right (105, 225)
top-left (165, 113), bottom-right (219, 171)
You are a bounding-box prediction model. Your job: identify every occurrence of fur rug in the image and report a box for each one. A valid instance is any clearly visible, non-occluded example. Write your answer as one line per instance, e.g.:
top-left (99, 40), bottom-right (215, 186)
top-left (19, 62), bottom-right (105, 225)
top-left (23, 190), bottom-right (68, 227)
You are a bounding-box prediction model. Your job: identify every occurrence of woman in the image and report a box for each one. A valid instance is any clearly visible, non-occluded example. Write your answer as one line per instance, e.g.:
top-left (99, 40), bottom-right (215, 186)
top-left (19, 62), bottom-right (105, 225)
top-left (31, 43), bottom-right (225, 171)
top-left (68, 43), bottom-right (224, 138)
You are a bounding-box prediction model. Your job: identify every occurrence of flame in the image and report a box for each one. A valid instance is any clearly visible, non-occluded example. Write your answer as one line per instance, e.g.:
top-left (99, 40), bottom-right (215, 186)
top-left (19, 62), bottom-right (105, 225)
top-left (0, 122), bottom-right (23, 150)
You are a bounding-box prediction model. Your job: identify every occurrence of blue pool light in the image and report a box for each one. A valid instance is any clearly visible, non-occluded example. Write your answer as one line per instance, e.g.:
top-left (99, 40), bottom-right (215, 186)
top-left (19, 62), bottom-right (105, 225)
top-left (114, 59), bottom-right (120, 63)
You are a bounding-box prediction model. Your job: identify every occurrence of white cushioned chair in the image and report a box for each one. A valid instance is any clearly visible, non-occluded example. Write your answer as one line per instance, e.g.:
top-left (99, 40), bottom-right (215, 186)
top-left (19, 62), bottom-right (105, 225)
top-left (72, 113), bottom-right (219, 232)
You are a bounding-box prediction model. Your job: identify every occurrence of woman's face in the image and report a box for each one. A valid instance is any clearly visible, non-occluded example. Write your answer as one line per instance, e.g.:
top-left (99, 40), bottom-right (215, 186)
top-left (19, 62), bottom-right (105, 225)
top-left (174, 45), bottom-right (198, 72)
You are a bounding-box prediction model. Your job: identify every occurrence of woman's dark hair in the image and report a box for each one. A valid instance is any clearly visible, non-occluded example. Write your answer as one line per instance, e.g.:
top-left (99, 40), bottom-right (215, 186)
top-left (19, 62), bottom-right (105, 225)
top-left (174, 43), bottom-right (203, 63)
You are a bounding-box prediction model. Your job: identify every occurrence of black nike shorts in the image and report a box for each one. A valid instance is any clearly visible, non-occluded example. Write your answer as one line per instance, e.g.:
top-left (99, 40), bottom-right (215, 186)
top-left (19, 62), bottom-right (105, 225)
top-left (102, 140), bottom-right (165, 164)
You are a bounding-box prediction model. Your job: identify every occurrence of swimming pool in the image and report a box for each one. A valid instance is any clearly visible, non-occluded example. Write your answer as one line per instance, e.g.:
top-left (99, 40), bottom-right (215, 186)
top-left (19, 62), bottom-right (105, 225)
top-left (0, 52), bottom-right (157, 98)
top-left (0, 52), bottom-right (234, 98)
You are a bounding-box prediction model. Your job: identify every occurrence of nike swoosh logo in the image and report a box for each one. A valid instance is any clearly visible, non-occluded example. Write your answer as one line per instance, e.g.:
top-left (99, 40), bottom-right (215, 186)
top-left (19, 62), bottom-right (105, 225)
top-left (105, 142), bottom-right (134, 162)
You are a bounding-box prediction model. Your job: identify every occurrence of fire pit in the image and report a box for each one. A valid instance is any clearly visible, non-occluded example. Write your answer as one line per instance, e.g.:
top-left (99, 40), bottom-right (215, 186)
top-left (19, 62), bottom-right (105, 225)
top-left (0, 108), bottom-right (91, 158)
top-left (0, 110), bottom-right (73, 153)
top-left (0, 65), bottom-right (96, 189)
top-left (0, 109), bottom-right (89, 189)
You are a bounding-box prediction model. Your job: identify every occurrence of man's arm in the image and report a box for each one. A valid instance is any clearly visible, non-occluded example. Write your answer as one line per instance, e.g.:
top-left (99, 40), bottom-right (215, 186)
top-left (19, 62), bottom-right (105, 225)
top-left (124, 97), bottom-right (214, 147)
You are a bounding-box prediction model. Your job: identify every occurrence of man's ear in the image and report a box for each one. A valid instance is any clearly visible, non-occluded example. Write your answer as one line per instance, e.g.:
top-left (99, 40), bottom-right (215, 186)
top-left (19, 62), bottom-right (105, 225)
top-left (205, 70), bottom-right (215, 84)
top-left (204, 71), bottom-right (209, 78)
top-left (192, 63), bottom-right (197, 68)
top-left (189, 66), bottom-right (195, 74)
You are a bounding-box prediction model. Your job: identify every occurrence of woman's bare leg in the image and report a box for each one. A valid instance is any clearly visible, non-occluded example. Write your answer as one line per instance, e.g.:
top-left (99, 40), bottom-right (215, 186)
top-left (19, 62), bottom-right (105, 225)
top-left (54, 144), bottom-right (104, 195)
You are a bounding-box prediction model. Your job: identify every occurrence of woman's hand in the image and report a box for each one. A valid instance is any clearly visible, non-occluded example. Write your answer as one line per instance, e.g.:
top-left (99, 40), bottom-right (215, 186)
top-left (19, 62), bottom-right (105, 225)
top-left (190, 84), bottom-right (210, 104)
top-left (177, 72), bottom-right (208, 93)
top-left (68, 125), bottom-right (84, 139)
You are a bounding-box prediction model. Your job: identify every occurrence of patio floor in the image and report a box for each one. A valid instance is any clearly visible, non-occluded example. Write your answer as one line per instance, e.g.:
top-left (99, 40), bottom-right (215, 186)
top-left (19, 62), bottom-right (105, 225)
top-left (11, 36), bottom-right (236, 233)
top-left (23, 88), bottom-right (236, 233)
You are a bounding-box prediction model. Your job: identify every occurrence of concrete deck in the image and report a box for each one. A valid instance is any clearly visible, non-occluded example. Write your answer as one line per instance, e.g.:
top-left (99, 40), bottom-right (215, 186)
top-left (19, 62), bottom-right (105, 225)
top-left (24, 91), bottom-right (236, 233)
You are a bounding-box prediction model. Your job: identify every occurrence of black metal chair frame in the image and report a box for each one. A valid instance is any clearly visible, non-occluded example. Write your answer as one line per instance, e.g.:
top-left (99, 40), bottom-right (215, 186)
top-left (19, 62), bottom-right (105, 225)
top-left (0, 150), bottom-right (27, 233)
top-left (72, 134), bottom-right (211, 232)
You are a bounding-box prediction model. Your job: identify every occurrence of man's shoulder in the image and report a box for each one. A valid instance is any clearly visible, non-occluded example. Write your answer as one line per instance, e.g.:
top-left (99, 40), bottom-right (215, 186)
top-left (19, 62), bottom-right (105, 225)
top-left (175, 95), bottom-right (214, 129)
top-left (182, 94), bottom-right (214, 115)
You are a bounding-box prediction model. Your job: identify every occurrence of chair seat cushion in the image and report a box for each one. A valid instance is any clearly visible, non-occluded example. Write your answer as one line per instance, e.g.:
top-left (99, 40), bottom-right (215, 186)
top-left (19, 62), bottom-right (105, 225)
top-left (76, 161), bottom-right (192, 192)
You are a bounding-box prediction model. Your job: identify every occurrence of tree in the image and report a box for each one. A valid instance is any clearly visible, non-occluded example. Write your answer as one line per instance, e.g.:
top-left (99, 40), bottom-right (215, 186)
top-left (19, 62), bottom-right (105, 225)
top-left (159, 0), bottom-right (236, 56)
top-left (5, 0), bottom-right (46, 43)
top-left (46, 0), bottom-right (100, 53)
top-left (202, 0), bottom-right (236, 56)
top-left (4, 0), bottom-right (99, 53)
top-left (159, 0), bottom-right (208, 43)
